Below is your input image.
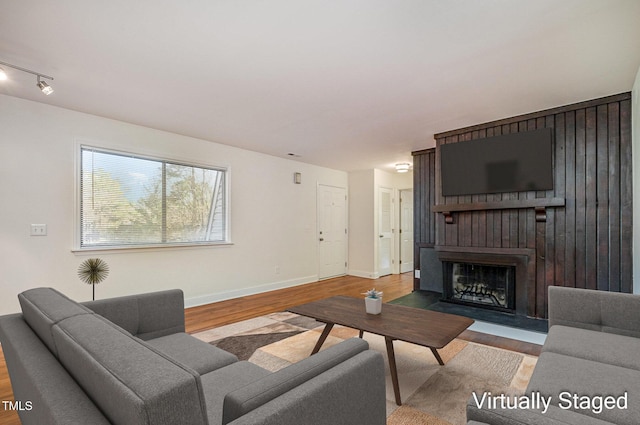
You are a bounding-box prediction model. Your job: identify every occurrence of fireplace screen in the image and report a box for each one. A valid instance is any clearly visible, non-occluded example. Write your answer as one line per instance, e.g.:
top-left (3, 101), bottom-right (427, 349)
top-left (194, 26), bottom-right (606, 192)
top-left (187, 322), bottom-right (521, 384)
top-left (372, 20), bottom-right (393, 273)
top-left (443, 262), bottom-right (515, 311)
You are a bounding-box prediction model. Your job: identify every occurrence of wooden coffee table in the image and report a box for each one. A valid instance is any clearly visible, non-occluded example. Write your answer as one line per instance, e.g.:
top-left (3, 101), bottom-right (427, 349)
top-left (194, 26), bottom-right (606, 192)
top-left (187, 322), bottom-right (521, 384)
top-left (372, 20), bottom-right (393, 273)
top-left (287, 295), bottom-right (474, 405)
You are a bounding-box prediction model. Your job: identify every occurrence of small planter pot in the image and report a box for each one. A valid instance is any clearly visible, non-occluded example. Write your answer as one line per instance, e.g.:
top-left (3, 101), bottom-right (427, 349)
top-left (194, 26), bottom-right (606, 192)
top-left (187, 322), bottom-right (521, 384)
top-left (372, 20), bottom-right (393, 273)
top-left (365, 297), bottom-right (382, 315)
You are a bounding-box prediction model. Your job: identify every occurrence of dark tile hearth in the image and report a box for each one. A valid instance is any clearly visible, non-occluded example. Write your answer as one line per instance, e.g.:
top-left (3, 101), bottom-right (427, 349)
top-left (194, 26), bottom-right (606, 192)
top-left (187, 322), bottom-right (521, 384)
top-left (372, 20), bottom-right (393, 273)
top-left (390, 291), bottom-right (548, 334)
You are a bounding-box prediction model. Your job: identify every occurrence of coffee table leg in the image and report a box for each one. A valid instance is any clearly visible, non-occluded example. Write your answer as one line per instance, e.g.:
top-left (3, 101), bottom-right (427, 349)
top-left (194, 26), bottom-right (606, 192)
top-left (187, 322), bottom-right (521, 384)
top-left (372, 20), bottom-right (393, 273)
top-left (430, 347), bottom-right (445, 365)
top-left (385, 337), bottom-right (402, 406)
top-left (311, 323), bottom-right (334, 355)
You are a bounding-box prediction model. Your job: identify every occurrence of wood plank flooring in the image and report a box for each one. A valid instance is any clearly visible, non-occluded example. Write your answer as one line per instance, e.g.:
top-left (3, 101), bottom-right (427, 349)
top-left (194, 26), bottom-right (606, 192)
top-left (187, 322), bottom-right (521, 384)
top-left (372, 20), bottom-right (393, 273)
top-left (185, 273), bottom-right (415, 333)
top-left (0, 273), bottom-right (541, 425)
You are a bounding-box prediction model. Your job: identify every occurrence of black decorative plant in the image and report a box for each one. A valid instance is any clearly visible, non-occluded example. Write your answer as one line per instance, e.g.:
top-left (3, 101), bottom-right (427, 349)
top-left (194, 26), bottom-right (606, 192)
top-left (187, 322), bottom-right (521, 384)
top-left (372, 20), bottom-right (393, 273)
top-left (78, 258), bottom-right (109, 300)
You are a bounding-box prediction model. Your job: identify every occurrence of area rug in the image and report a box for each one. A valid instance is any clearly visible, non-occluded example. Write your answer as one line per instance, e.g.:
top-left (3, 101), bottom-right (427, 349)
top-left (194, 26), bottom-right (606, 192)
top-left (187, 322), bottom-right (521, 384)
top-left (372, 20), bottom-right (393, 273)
top-left (192, 312), bottom-right (538, 425)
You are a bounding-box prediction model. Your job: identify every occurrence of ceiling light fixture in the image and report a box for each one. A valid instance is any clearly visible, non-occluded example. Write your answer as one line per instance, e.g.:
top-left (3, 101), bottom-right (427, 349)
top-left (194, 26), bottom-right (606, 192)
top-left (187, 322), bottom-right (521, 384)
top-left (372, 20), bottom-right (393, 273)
top-left (395, 163), bottom-right (411, 173)
top-left (0, 60), bottom-right (55, 95)
top-left (37, 75), bottom-right (54, 95)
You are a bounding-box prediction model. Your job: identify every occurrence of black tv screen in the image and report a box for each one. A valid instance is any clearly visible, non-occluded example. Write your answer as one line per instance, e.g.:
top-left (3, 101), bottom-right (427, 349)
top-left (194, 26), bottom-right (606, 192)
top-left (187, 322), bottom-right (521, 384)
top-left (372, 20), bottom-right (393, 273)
top-left (440, 128), bottom-right (553, 196)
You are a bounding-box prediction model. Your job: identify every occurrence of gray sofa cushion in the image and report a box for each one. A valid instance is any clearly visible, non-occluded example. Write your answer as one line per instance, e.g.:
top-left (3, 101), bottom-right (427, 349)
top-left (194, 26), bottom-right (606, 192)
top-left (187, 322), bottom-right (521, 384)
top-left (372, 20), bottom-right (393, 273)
top-left (52, 314), bottom-right (209, 425)
top-left (526, 352), bottom-right (640, 425)
top-left (201, 361), bottom-right (271, 424)
top-left (222, 337), bottom-right (369, 425)
top-left (84, 289), bottom-right (185, 339)
top-left (548, 286), bottom-right (640, 338)
top-left (146, 332), bottom-right (238, 375)
top-left (83, 296), bottom-right (139, 334)
top-left (543, 325), bottom-right (640, 371)
top-left (18, 288), bottom-right (93, 356)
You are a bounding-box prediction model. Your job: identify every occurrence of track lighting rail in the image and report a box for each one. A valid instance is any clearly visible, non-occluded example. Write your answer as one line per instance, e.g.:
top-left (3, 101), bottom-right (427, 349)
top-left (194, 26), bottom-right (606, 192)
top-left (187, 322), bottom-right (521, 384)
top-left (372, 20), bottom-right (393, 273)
top-left (0, 59), bottom-right (55, 94)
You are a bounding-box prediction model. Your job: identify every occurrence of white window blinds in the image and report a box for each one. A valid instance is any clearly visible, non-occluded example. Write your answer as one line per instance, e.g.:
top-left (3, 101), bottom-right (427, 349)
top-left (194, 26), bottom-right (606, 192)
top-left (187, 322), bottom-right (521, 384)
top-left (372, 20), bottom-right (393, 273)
top-left (80, 147), bottom-right (226, 248)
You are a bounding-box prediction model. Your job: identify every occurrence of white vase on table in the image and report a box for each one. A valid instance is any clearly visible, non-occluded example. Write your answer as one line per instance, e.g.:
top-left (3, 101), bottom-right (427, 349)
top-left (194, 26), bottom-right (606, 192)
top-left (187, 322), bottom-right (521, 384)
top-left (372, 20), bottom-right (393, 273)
top-left (365, 296), bottom-right (382, 315)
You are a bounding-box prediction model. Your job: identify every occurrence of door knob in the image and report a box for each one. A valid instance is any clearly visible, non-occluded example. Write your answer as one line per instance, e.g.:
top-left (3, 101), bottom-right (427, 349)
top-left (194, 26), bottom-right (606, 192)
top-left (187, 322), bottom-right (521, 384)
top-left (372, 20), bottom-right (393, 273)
top-left (319, 238), bottom-right (324, 241)
top-left (379, 235), bottom-right (384, 238)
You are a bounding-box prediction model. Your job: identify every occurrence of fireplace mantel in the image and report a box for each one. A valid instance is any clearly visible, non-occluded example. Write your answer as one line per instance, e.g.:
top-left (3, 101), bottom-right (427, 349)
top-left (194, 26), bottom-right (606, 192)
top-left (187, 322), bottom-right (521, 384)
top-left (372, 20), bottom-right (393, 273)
top-left (432, 197), bottom-right (565, 224)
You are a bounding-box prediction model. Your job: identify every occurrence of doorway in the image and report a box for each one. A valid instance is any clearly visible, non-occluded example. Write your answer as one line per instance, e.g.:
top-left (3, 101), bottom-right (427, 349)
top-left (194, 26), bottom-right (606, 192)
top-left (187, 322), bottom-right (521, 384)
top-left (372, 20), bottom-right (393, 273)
top-left (317, 184), bottom-right (347, 279)
top-left (378, 187), bottom-right (393, 277)
top-left (399, 189), bottom-right (414, 273)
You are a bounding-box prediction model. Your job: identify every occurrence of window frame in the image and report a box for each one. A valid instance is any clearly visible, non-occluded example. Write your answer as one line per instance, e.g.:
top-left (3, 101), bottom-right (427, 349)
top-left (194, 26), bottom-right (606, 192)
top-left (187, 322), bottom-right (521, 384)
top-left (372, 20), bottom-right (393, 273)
top-left (74, 142), bottom-right (231, 252)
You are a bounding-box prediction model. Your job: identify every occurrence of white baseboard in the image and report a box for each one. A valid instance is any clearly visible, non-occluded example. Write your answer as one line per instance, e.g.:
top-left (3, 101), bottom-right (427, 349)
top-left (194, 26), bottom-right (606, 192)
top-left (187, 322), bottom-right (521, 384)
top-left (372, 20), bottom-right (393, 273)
top-left (347, 270), bottom-right (379, 279)
top-left (184, 275), bottom-right (318, 308)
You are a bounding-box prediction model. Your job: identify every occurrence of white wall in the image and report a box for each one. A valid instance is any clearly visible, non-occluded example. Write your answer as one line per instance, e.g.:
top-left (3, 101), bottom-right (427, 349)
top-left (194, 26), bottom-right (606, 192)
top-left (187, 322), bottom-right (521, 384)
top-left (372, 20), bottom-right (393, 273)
top-left (632, 65), bottom-right (640, 293)
top-left (347, 170), bottom-right (375, 277)
top-left (0, 94), bottom-right (347, 315)
top-left (347, 168), bottom-right (412, 278)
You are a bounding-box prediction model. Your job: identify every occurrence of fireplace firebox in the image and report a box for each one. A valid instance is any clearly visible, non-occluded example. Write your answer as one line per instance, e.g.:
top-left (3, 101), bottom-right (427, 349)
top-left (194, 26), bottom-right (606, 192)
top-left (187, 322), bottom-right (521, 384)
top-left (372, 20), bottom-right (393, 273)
top-left (443, 262), bottom-right (515, 312)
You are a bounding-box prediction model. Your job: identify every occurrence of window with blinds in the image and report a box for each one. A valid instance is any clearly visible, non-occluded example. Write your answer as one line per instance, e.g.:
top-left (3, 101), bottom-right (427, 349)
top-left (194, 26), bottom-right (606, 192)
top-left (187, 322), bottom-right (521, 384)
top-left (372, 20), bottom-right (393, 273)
top-left (80, 146), bottom-right (227, 248)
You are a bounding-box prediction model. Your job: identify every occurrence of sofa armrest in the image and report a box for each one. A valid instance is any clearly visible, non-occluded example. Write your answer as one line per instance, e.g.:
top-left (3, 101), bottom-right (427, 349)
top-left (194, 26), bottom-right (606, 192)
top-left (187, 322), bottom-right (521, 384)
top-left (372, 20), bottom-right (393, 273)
top-left (226, 343), bottom-right (386, 425)
top-left (0, 314), bottom-right (111, 425)
top-left (83, 289), bottom-right (185, 339)
top-left (223, 338), bottom-right (385, 425)
top-left (467, 397), bottom-right (615, 425)
top-left (548, 286), bottom-right (640, 338)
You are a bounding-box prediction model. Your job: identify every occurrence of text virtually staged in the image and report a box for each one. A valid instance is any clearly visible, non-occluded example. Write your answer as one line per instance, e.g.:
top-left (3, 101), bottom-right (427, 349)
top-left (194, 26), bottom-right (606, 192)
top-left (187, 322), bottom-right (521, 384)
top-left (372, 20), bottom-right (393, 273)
top-left (471, 391), bottom-right (629, 416)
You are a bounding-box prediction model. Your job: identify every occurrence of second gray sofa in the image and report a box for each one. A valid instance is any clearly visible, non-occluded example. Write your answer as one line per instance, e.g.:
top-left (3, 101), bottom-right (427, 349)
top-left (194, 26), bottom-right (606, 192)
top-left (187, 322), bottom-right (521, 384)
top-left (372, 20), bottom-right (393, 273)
top-left (0, 287), bottom-right (387, 425)
top-left (467, 286), bottom-right (640, 425)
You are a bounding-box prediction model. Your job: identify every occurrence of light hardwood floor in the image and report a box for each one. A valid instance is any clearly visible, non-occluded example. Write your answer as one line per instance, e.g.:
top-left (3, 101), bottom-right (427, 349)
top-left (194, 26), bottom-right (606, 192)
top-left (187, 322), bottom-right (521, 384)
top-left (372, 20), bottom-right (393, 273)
top-left (185, 273), bottom-right (415, 333)
top-left (0, 273), bottom-right (541, 425)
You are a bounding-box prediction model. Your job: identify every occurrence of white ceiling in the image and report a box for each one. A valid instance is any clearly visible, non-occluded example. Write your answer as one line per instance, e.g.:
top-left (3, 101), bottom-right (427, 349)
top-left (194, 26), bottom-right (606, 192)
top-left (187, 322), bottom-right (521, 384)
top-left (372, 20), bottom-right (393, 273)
top-left (1, 0), bottom-right (639, 172)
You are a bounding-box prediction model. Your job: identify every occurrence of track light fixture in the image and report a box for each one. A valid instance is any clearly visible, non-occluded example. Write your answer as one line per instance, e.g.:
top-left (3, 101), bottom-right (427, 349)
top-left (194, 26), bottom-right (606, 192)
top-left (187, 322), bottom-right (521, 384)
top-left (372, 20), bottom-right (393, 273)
top-left (0, 60), bottom-right (54, 95)
top-left (37, 75), bottom-right (54, 95)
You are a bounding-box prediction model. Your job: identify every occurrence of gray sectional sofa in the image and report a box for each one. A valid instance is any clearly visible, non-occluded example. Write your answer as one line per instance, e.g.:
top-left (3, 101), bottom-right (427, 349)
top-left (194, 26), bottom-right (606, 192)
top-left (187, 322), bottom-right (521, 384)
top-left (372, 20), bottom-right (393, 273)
top-left (0, 287), bottom-right (386, 425)
top-left (467, 286), bottom-right (640, 425)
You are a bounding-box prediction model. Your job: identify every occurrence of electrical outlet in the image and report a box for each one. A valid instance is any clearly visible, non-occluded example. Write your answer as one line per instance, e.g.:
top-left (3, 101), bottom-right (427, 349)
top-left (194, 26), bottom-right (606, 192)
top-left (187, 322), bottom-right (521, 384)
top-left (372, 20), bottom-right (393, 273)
top-left (30, 224), bottom-right (47, 236)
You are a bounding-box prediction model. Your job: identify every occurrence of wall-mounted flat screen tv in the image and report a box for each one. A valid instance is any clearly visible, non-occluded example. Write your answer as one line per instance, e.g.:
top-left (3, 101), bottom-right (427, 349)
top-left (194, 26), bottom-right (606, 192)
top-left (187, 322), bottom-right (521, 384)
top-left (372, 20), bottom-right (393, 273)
top-left (440, 128), bottom-right (553, 197)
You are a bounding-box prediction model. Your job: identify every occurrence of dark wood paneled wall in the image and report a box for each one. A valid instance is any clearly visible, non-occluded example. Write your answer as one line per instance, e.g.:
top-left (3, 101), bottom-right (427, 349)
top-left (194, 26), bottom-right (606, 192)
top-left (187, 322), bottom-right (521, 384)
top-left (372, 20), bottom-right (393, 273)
top-left (413, 148), bottom-right (437, 245)
top-left (413, 93), bottom-right (632, 318)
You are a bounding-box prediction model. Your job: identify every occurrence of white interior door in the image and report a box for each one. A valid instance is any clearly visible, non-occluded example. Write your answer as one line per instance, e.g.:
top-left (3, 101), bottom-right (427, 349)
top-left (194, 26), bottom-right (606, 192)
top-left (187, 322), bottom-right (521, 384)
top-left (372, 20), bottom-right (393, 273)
top-left (400, 189), bottom-right (414, 273)
top-left (318, 185), bottom-right (347, 279)
top-left (378, 187), bottom-right (393, 277)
